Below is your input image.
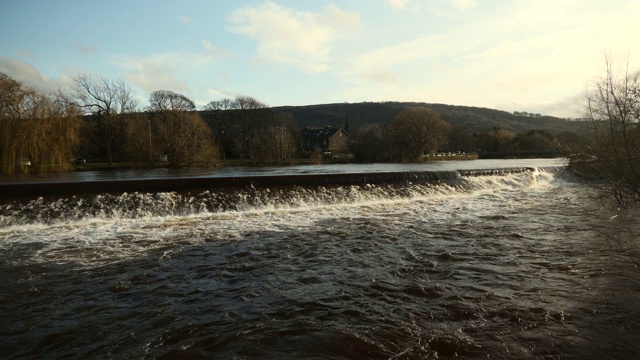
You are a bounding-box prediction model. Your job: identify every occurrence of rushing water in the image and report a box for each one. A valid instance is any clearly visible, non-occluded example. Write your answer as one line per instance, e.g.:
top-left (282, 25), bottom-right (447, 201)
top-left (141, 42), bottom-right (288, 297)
top-left (1, 164), bottom-right (639, 359)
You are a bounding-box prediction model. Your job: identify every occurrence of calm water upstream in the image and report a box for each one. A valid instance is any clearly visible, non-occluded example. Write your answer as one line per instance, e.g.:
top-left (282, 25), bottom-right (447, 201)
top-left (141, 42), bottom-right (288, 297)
top-left (1, 161), bottom-right (639, 359)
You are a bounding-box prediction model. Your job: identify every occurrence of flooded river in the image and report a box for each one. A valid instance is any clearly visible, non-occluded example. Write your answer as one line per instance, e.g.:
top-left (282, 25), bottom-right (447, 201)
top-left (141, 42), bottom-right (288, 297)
top-left (1, 160), bottom-right (639, 359)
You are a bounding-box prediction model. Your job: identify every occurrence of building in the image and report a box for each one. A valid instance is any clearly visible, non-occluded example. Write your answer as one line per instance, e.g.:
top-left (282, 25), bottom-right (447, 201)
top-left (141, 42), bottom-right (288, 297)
top-left (301, 117), bottom-right (351, 154)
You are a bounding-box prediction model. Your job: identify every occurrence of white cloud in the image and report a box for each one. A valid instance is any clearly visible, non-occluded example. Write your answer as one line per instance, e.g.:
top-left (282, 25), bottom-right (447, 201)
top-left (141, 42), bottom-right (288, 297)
top-left (111, 53), bottom-right (197, 94)
top-left (335, 0), bottom-right (640, 117)
top-left (226, 1), bottom-right (360, 73)
top-left (0, 56), bottom-right (74, 94)
top-left (206, 88), bottom-right (236, 101)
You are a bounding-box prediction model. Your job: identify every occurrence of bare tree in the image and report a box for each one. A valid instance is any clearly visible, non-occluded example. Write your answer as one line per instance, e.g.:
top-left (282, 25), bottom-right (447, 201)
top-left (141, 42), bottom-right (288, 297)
top-left (232, 96), bottom-right (271, 159)
top-left (148, 90), bottom-right (195, 112)
top-left (203, 98), bottom-right (235, 159)
top-left (203, 98), bottom-right (234, 137)
top-left (123, 112), bottom-right (154, 165)
top-left (390, 107), bottom-right (451, 162)
top-left (570, 56), bottom-right (640, 203)
top-left (147, 90), bottom-right (219, 167)
top-left (0, 72), bottom-right (26, 120)
top-left (352, 123), bottom-right (393, 162)
top-left (248, 111), bottom-right (299, 165)
top-left (203, 96), bottom-right (272, 161)
top-left (70, 74), bottom-right (138, 164)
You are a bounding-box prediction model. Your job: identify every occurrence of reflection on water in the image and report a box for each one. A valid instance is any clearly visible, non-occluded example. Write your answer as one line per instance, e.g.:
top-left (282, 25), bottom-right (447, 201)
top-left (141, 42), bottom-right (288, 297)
top-left (1, 165), bottom-right (639, 359)
top-left (0, 158), bottom-right (566, 183)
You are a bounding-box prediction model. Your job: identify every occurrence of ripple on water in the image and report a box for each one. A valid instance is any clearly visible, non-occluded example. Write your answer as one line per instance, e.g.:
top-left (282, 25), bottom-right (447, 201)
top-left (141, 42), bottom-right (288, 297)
top-left (1, 171), bottom-right (640, 359)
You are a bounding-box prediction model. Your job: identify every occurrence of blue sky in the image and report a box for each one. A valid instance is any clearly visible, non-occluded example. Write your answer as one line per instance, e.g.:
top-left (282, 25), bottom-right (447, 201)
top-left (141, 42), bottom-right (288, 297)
top-left (1, 0), bottom-right (638, 118)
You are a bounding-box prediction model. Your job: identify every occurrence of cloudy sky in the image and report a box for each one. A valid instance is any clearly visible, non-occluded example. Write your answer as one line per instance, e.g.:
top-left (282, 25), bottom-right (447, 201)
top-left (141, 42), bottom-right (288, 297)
top-left (1, 0), bottom-right (638, 117)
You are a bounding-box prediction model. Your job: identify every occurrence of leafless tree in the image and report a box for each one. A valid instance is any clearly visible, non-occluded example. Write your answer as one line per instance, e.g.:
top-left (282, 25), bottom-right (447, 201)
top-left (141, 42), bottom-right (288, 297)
top-left (390, 107), bottom-right (451, 162)
top-left (147, 90), bottom-right (219, 167)
top-left (351, 123), bottom-right (393, 162)
top-left (249, 111), bottom-right (299, 165)
top-left (234, 96), bottom-right (270, 158)
top-left (123, 112), bottom-right (155, 165)
top-left (202, 98), bottom-right (235, 159)
top-left (148, 90), bottom-right (195, 112)
top-left (570, 56), bottom-right (640, 203)
top-left (203, 98), bottom-right (234, 135)
top-left (70, 74), bottom-right (138, 164)
top-left (203, 95), bottom-right (273, 161)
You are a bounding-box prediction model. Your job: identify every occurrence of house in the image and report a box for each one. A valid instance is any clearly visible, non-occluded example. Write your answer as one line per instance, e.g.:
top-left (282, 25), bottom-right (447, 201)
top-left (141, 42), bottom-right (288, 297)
top-left (301, 117), bottom-right (351, 154)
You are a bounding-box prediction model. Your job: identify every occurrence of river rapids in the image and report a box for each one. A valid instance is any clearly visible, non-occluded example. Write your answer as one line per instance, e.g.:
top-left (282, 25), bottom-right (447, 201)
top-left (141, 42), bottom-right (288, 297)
top-left (1, 166), bottom-right (639, 359)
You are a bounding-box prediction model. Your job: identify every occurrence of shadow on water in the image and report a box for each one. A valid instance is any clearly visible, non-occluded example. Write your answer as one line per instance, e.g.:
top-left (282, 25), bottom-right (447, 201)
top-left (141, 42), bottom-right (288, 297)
top-left (568, 210), bottom-right (640, 360)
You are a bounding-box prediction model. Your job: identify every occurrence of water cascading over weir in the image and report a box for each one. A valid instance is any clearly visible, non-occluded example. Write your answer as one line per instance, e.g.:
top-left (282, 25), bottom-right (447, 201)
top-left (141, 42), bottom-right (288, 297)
top-left (0, 168), bottom-right (540, 200)
top-left (0, 166), bottom-right (560, 226)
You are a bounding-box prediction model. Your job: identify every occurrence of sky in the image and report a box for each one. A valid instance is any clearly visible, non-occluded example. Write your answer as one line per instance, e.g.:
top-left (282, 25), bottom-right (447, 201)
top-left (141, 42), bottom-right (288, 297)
top-left (1, 0), bottom-right (638, 118)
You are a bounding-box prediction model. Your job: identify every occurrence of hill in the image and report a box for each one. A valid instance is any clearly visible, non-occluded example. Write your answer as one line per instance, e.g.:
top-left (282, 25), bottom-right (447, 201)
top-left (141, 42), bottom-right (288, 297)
top-left (273, 101), bottom-right (589, 135)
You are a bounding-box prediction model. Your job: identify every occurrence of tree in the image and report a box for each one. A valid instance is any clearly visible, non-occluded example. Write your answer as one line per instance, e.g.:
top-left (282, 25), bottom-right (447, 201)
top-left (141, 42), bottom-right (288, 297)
top-left (70, 74), bottom-right (138, 164)
top-left (202, 98), bottom-right (235, 159)
top-left (513, 129), bottom-right (558, 152)
top-left (33, 93), bottom-right (84, 172)
top-left (0, 72), bottom-right (82, 174)
top-left (203, 96), bottom-right (273, 161)
top-left (351, 123), bottom-right (393, 162)
top-left (148, 89), bottom-right (195, 112)
top-left (446, 125), bottom-right (477, 153)
top-left (476, 128), bottom-right (516, 153)
top-left (122, 112), bottom-right (154, 165)
top-left (569, 56), bottom-right (640, 203)
top-left (248, 111), bottom-right (299, 165)
top-left (147, 90), bottom-right (219, 168)
top-left (390, 107), bottom-right (451, 162)
top-left (232, 96), bottom-right (271, 159)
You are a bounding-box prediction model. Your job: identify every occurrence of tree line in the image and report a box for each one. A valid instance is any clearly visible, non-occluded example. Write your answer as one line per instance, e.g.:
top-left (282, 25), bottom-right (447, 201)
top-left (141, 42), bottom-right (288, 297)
top-left (2, 71), bottom-right (581, 175)
top-left (351, 108), bottom-right (575, 162)
top-left (4, 58), bottom-right (638, 205)
top-left (0, 73), bottom-right (304, 173)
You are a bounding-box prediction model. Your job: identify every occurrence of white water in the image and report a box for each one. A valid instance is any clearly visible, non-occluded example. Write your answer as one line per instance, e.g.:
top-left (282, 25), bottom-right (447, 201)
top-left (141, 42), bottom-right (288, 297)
top-left (3, 166), bottom-right (640, 359)
top-left (1, 170), bottom-right (555, 268)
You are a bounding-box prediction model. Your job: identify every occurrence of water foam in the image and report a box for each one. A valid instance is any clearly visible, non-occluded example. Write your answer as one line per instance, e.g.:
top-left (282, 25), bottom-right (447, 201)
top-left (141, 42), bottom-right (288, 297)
top-left (0, 169), bottom-right (563, 268)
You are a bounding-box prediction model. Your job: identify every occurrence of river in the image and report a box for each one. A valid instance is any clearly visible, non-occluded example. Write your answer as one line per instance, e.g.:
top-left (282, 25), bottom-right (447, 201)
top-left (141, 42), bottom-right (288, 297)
top-left (1, 159), bottom-right (639, 359)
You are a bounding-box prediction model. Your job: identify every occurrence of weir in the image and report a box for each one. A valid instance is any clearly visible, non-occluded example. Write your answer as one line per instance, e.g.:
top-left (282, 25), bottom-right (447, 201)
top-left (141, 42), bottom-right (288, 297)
top-left (0, 167), bottom-right (545, 200)
top-left (1, 161), bottom-right (636, 360)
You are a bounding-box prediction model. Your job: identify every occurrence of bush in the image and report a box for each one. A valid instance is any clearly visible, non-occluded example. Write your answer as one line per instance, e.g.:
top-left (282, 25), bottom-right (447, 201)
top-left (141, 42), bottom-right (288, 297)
top-left (568, 57), bottom-right (640, 204)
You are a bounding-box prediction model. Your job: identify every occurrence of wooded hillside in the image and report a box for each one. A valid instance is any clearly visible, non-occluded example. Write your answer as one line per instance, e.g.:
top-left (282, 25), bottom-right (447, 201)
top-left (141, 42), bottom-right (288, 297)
top-left (273, 102), bottom-right (589, 134)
